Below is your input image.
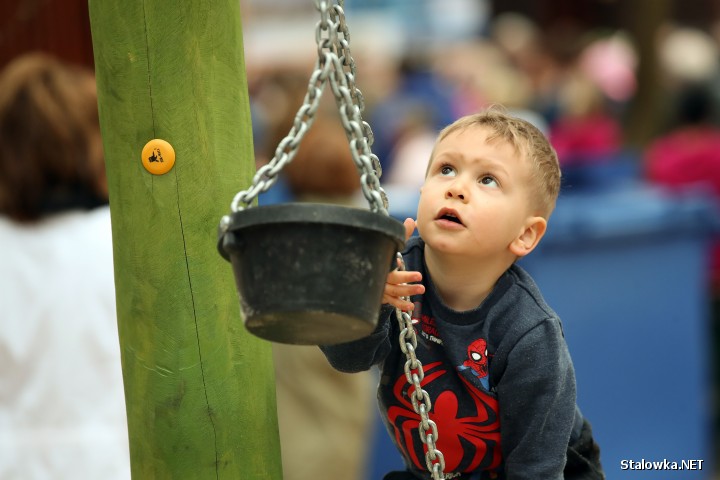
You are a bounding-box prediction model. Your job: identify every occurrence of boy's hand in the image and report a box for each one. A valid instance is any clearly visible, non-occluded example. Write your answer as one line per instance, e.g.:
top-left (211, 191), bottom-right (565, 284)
top-left (382, 218), bottom-right (425, 311)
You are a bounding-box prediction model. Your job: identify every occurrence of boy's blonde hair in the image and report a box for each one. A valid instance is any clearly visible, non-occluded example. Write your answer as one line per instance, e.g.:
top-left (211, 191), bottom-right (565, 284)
top-left (427, 106), bottom-right (561, 218)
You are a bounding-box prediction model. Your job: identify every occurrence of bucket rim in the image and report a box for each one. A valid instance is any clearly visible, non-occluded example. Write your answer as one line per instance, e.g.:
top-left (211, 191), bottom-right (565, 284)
top-left (217, 203), bottom-right (406, 261)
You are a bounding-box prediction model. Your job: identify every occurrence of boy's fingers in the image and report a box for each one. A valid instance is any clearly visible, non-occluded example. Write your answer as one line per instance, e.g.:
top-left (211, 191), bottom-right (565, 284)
top-left (387, 270), bottom-right (422, 284)
top-left (388, 222), bottom-right (420, 312)
top-left (382, 294), bottom-right (415, 311)
top-left (384, 283), bottom-right (425, 298)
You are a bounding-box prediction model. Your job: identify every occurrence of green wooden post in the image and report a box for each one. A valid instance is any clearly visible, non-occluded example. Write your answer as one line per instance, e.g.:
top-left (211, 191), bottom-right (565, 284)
top-left (88, 2), bottom-right (283, 478)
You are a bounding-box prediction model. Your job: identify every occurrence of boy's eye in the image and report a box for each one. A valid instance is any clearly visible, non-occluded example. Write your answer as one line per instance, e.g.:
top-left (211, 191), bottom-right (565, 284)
top-left (440, 165), bottom-right (456, 176)
top-left (480, 175), bottom-right (499, 188)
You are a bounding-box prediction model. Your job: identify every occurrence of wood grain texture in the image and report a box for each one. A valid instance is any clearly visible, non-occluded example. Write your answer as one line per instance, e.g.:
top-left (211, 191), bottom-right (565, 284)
top-left (88, 1), bottom-right (282, 478)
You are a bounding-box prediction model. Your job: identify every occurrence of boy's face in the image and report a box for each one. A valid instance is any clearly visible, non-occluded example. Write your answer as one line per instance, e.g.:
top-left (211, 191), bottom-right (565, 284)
top-left (416, 126), bottom-right (537, 260)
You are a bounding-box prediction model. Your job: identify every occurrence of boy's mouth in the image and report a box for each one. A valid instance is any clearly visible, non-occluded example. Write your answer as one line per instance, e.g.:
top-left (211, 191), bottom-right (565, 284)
top-left (436, 208), bottom-right (464, 226)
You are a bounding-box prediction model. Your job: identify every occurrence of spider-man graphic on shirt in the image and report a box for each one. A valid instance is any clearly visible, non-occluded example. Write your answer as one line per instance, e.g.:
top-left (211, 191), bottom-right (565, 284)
top-left (457, 337), bottom-right (491, 390)
top-left (385, 358), bottom-right (502, 475)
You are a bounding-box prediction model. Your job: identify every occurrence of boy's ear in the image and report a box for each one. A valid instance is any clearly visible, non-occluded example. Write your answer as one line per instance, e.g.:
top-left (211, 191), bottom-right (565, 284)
top-left (509, 216), bottom-right (547, 258)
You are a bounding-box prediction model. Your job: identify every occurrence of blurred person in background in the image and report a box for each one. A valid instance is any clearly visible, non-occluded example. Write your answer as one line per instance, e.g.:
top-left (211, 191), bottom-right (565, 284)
top-left (549, 71), bottom-right (622, 166)
top-left (645, 81), bottom-right (720, 218)
top-left (0, 53), bottom-right (130, 479)
top-left (252, 68), bottom-right (376, 480)
top-left (489, 13), bottom-right (566, 126)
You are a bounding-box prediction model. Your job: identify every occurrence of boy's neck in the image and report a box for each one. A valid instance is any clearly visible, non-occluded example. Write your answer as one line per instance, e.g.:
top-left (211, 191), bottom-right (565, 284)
top-left (424, 245), bottom-right (513, 312)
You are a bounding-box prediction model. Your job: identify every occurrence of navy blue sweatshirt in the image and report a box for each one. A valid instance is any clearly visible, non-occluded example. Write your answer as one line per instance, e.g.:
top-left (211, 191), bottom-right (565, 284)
top-left (321, 236), bottom-right (590, 480)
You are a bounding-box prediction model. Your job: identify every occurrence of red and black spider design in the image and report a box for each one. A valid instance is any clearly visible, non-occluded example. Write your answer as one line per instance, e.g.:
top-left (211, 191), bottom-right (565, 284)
top-left (386, 361), bottom-right (502, 473)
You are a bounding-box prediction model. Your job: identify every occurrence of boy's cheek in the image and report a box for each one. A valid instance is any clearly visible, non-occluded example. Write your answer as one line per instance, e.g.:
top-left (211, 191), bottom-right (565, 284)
top-left (415, 212), bottom-right (430, 239)
top-left (415, 201), bottom-right (428, 228)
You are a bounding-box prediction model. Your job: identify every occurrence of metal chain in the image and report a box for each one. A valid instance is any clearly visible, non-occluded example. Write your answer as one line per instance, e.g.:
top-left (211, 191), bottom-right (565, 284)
top-left (228, 0), bottom-right (387, 214)
top-left (226, 3), bottom-right (445, 477)
top-left (324, 2), bottom-right (388, 213)
top-left (395, 253), bottom-right (446, 479)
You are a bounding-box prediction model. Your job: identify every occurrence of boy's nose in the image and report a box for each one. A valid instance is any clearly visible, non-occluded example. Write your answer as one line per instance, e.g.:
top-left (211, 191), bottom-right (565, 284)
top-left (446, 191), bottom-right (465, 200)
top-left (445, 180), bottom-right (468, 201)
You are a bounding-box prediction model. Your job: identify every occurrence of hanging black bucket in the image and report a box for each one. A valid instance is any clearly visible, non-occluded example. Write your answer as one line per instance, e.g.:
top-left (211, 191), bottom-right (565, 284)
top-left (218, 203), bottom-right (405, 345)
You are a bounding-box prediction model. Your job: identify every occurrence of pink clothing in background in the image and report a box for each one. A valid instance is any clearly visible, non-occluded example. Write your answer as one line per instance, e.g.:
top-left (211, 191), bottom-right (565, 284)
top-left (645, 126), bottom-right (720, 292)
top-left (550, 114), bottom-right (622, 165)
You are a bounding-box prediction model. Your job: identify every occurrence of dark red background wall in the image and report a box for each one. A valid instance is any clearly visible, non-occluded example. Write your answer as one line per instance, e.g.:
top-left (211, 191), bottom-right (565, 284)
top-left (0, 0), bottom-right (94, 69)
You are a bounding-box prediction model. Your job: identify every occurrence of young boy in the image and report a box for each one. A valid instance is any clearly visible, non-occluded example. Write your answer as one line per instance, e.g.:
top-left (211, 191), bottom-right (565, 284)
top-left (321, 107), bottom-right (604, 479)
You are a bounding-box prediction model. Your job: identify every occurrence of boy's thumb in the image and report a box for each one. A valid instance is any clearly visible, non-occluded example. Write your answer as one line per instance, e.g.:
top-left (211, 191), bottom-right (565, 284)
top-left (403, 218), bottom-right (416, 241)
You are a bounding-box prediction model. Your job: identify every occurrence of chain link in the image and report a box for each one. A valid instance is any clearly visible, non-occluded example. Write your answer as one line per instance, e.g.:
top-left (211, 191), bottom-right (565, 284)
top-left (229, 0), bottom-right (387, 214)
top-left (395, 252), bottom-right (446, 479)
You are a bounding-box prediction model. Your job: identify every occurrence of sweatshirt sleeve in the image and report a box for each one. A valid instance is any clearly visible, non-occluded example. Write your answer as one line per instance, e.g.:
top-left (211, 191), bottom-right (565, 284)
top-left (496, 318), bottom-right (576, 480)
top-left (319, 304), bottom-right (395, 373)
